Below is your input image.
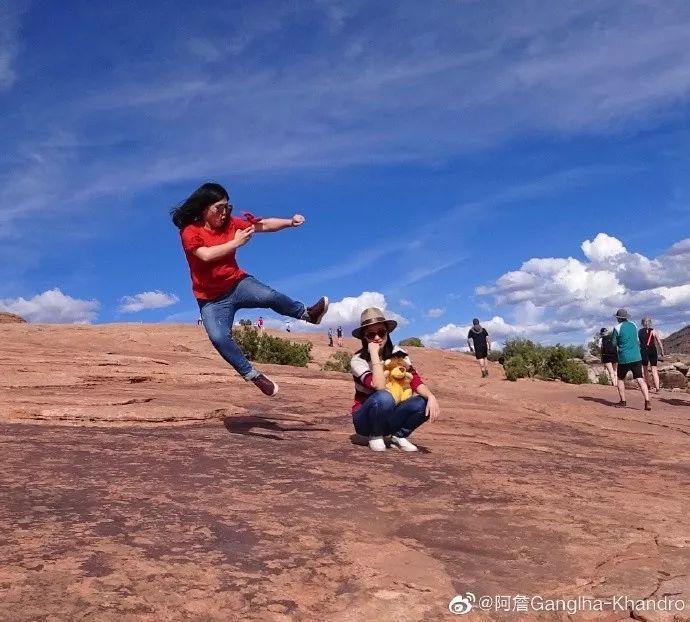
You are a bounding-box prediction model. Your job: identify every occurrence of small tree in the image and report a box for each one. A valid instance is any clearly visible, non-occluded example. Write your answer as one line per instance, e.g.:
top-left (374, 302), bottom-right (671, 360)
top-left (238, 319), bottom-right (253, 327)
top-left (322, 351), bottom-right (352, 372)
top-left (399, 337), bottom-right (424, 347)
top-left (232, 326), bottom-right (312, 367)
top-left (588, 339), bottom-right (601, 358)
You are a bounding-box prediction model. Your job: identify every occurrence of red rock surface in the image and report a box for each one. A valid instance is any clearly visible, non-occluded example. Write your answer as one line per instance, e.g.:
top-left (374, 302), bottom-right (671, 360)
top-left (0, 311), bottom-right (26, 324)
top-left (1, 324), bottom-right (689, 621)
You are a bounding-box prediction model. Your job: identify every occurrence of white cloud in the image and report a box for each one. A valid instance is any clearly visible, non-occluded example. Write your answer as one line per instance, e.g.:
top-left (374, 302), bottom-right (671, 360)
top-left (0, 288), bottom-right (100, 323)
top-left (581, 233), bottom-right (627, 263)
top-left (251, 291), bottom-right (408, 335)
top-left (118, 291), bottom-right (179, 313)
top-left (398, 298), bottom-right (415, 308)
top-left (0, 3), bottom-right (25, 91)
top-left (471, 233), bottom-right (690, 346)
top-left (425, 307), bottom-right (445, 318)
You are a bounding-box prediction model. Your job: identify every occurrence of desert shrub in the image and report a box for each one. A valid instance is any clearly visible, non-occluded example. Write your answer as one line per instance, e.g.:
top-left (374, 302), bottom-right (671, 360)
top-left (322, 350), bottom-right (352, 372)
top-left (597, 371), bottom-right (611, 385)
top-left (504, 355), bottom-right (531, 381)
top-left (238, 319), bottom-right (253, 327)
top-left (399, 337), bottom-right (424, 347)
top-left (501, 339), bottom-right (589, 384)
top-left (232, 326), bottom-right (312, 367)
top-left (558, 359), bottom-right (589, 384)
top-left (487, 349), bottom-right (504, 363)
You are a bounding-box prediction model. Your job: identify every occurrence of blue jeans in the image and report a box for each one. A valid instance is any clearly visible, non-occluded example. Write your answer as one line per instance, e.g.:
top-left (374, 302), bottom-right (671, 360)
top-left (352, 391), bottom-right (428, 438)
top-left (198, 276), bottom-right (306, 379)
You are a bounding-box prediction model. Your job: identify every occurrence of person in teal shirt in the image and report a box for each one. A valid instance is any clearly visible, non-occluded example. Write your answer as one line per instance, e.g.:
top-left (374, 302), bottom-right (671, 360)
top-left (611, 308), bottom-right (651, 410)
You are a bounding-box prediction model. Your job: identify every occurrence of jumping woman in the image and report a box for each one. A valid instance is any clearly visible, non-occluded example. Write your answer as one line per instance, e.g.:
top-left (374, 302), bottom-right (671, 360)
top-left (172, 182), bottom-right (328, 396)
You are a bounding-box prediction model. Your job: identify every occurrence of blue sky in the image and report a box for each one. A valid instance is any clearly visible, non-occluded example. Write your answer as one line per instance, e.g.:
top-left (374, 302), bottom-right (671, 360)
top-left (1, 1), bottom-right (689, 347)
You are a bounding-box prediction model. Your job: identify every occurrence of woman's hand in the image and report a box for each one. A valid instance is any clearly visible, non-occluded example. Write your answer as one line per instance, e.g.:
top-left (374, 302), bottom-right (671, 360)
top-left (234, 226), bottom-right (255, 247)
top-left (291, 214), bottom-right (305, 227)
top-left (425, 393), bottom-right (440, 422)
top-left (368, 340), bottom-right (382, 359)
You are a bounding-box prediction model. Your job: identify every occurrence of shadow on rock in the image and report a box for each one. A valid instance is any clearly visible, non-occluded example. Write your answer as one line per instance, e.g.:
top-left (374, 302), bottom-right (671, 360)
top-left (578, 396), bottom-right (619, 407)
top-left (223, 415), bottom-right (330, 440)
top-left (659, 398), bottom-right (690, 407)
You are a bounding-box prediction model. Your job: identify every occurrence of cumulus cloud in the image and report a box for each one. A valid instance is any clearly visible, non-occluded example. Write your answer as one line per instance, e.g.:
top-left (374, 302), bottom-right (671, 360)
top-left (118, 291), bottom-right (179, 313)
top-left (425, 308), bottom-right (445, 318)
top-left (251, 291), bottom-right (408, 334)
top-left (398, 298), bottom-right (415, 308)
top-left (0, 288), bottom-right (99, 323)
top-left (465, 233), bottom-right (690, 346)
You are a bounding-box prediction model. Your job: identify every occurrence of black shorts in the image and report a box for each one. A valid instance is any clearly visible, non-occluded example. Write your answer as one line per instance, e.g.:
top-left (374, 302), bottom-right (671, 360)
top-left (601, 354), bottom-right (618, 364)
top-left (617, 361), bottom-right (643, 380)
top-left (475, 348), bottom-right (488, 360)
top-left (641, 350), bottom-right (658, 367)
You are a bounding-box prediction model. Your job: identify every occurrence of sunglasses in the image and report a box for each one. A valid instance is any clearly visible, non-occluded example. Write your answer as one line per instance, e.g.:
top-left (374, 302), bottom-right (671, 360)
top-left (364, 328), bottom-right (387, 340)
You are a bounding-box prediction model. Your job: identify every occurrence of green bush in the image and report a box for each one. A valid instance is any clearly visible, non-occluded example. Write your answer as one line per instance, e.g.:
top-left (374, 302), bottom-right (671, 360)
top-left (232, 326), bottom-right (312, 367)
top-left (588, 339), bottom-right (601, 358)
top-left (487, 349), bottom-right (503, 363)
top-left (597, 371), bottom-right (611, 385)
top-left (501, 338), bottom-right (589, 384)
top-left (399, 337), bottom-right (424, 347)
top-left (322, 350), bottom-right (352, 372)
top-left (238, 319), bottom-right (253, 327)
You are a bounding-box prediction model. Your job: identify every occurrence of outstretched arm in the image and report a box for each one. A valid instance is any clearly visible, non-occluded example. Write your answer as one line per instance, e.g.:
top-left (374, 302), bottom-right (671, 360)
top-left (254, 214), bottom-right (305, 233)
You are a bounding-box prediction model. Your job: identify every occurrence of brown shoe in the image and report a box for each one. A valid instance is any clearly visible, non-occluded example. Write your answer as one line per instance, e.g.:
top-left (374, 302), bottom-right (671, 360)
top-left (252, 373), bottom-right (279, 396)
top-left (644, 400), bottom-right (652, 411)
top-left (304, 296), bottom-right (329, 324)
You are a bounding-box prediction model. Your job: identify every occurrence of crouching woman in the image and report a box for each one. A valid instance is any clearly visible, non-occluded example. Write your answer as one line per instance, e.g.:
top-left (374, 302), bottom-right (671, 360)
top-left (349, 308), bottom-right (440, 452)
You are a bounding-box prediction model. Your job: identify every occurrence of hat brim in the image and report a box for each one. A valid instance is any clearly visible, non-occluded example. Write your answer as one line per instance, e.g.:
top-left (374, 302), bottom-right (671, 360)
top-left (352, 319), bottom-right (398, 339)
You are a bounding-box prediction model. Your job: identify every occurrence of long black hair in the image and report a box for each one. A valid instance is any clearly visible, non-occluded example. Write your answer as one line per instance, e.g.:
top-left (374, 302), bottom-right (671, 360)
top-left (171, 182), bottom-right (229, 229)
top-left (356, 334), bottom-right (395, 362)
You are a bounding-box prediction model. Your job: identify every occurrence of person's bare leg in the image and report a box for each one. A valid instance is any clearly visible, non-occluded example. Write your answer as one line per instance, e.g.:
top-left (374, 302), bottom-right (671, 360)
top-left (617, 379), bottom-right (626, 404)
top-left (651, 366), bottom-right (660, 392)
top-left (637, 377), bottom-right (650, 402)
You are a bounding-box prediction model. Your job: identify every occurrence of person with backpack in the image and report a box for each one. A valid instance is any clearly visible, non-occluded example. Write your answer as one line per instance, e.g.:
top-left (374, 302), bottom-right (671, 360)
top-left (639, 317), bottom-right (665, 393)
top-left (598, 327), bottom-right (618, 386)
top-left (611, 309), bottom-right (651, 411)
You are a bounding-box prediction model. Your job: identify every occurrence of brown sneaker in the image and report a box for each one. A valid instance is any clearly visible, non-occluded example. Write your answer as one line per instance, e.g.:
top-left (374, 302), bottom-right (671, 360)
top-left (252, 373), bottom-right (279, 396)
top-left (304, 296), bottom-right (329, 324)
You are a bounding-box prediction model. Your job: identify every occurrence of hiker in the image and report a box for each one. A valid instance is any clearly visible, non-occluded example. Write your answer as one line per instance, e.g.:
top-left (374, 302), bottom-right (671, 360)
top-left (257, 316), bottom-right (264, 333)
top-left (172, 182), bottom-right (329, 396)
top-left (285, 321), bottom-right (291, 333)
top-left (598, 327), bottom-right (618, 385)
top-left (611, 309), bottom-right (651, 410)
top-left (336, 325), bottom-right (343, 347)
top-left (328, 328), bottom-right (334, 347)
top-left (467, 318), bottom-right (491, 377)
top-left (349, 307), bottom-right (440, 452)
top-left (639, 317), bottom-right (665, 393)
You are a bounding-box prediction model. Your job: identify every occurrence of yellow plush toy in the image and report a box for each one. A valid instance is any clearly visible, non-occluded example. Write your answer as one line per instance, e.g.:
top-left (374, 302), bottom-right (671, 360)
top-left (384, 356), bottom-right (413, 404)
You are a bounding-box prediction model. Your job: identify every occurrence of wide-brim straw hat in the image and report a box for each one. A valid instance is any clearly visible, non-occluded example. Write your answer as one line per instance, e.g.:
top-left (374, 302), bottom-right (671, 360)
top-left (352, 307), bottom-right (398, 339)
top-left (615, 308), bottom-right (629, 320)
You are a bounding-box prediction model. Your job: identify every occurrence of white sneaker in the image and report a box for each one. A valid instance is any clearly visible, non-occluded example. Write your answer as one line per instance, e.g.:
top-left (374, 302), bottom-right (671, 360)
top-left (390, 435), bottom-right (418, 452)
top-left (368, 436), bottom-right (386, 452)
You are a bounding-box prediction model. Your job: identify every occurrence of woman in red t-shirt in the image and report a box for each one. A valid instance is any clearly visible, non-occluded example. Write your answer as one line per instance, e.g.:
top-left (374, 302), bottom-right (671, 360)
top-left (172, 182), bottom-right (329, 396)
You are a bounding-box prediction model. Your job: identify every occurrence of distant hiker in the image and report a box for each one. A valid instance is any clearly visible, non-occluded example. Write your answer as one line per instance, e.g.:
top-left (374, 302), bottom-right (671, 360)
top-left (197, 317), bottom-right (203, 326)
top-left (257, 316), bottom-right (264, 333)
top-left (336, 325), bottom-right (343, 347)
top-left (467, 319), bottom-right (491, 377)
top-left (639, 317), bottom-right (665, 393)
top-left (598, 327), bottom-right (618, 385)
top-left (285, 321), bottom-right (291, 333)
top-left (172, 182), bottom-right (329, 397)
top-left (349, 308), bottom-right (440, 452)
top-left (328, 328), bottom-right (334, 347)
top-left (612, 309), bottom-right (651, 411)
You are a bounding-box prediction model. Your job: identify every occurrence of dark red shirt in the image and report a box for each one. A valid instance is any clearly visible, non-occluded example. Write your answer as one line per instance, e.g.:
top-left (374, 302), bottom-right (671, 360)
top-left (180, 217), bottom-right (253, 300)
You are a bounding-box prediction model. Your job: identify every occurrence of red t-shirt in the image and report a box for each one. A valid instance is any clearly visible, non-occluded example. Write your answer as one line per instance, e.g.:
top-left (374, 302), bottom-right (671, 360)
top-left (180, 217), bottom-right (253, 300)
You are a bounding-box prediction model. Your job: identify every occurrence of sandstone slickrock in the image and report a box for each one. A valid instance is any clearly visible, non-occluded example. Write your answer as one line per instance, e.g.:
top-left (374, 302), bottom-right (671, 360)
top-left (0, 311), bottom-right (27, 324)
top-left (1, 324), bottom-right (689, 622)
